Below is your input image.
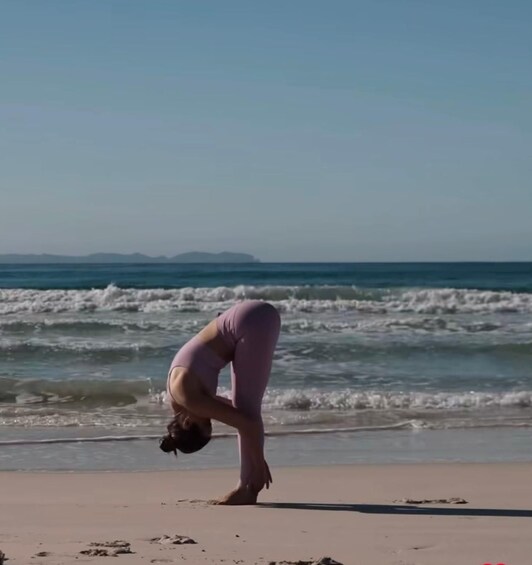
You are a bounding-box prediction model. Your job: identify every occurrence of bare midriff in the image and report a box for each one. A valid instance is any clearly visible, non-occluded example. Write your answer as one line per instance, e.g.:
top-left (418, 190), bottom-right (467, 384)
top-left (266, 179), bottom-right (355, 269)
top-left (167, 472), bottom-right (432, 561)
top-left (195, 318), bottom-right (233, 363)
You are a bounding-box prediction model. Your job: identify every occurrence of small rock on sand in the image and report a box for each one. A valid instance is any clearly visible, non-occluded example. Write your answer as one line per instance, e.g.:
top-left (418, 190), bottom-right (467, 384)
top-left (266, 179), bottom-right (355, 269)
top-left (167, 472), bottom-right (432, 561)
top-left (0, 550), bottom-right (6, 564)
top-left (34, 552), bottom-right (51, 557)
top-left (150, 535), bottom-right (197, 545)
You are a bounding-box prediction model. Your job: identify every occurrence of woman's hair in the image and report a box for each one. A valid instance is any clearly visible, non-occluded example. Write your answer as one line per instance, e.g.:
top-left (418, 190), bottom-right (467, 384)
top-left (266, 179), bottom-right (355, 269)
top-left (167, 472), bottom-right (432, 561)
top-left (159, 414), bottom-right (212, 456)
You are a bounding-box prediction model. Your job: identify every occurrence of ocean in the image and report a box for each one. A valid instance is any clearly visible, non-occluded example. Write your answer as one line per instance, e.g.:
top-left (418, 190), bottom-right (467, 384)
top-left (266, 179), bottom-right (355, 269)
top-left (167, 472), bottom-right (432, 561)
top-left (1, 262), bottom-right (532, 470)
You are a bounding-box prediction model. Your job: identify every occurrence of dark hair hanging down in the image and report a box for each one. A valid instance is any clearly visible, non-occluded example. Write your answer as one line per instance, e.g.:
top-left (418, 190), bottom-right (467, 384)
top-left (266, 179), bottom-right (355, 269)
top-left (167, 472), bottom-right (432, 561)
top-left (159, 414), bottom-right (212, 456)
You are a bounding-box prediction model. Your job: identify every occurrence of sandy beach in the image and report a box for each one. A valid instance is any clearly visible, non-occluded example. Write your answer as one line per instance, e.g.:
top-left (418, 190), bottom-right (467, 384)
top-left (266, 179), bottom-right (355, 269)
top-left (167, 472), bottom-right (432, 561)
top-left (1, 463), bottom-right (530, 565)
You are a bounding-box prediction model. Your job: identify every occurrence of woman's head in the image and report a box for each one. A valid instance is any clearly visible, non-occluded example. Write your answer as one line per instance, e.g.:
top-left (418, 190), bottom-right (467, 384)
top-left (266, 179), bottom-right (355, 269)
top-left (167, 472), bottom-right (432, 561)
top-left (159, 412), bottom-right (212, 456)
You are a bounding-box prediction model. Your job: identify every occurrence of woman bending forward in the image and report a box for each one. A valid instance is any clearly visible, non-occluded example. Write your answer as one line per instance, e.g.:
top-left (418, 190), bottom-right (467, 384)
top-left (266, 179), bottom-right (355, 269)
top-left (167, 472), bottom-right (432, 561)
top-left (160, 300), bottom-right (281, 505)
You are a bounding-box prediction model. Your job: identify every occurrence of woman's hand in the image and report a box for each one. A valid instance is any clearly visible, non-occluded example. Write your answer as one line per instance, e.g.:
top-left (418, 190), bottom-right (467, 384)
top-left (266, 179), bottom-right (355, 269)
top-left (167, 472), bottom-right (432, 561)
top-left (265, 459), bottom-right (273, 488)
top-left (247, 458), bottom-right (273, 493)
top-left (237, 418), bottom-right (268, 491)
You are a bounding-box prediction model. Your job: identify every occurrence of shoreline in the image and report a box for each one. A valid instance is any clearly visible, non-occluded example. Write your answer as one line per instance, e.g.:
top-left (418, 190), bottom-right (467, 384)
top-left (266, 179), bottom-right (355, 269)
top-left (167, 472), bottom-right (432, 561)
top-left (3, 458), bottom-right (532, 473)
top-left (2, 426), bottom-right (532, 472)
top-left (1, 463), bottom-right (531, 565)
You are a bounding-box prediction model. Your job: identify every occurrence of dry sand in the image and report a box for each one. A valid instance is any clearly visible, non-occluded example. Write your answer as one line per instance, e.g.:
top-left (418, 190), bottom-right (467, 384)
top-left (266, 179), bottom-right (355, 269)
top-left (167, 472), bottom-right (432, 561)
top-left (1, 463), bottom-right (531, 564)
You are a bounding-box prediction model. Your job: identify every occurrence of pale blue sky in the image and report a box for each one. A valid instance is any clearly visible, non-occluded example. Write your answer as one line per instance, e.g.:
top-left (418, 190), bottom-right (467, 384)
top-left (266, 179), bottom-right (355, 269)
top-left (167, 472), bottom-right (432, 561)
top-left (1, 1), bottom-right (531, 261)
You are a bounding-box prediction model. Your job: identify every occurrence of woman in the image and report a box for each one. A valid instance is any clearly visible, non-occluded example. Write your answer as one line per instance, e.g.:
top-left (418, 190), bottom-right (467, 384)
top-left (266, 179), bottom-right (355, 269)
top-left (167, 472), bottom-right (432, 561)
top-left (160, 300), bottom-right (281, 505)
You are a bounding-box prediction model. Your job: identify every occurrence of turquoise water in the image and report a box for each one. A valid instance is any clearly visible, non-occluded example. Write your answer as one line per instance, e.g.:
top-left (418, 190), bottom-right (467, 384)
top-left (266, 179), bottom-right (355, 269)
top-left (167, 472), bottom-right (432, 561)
top-left (1, 262), bottom-right (532, 469)
top-left (2, 262), bottom-right (532, 291)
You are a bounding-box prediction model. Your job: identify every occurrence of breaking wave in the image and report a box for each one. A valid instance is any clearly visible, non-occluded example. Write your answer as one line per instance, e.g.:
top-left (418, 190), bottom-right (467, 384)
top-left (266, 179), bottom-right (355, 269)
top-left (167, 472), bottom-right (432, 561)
top-left (0, 316), bottom-right (516, 338)
top-left (0, 377), bottom-right (157, 406)
top-left (2, 378), bottom-right (532, 411)
top-left (262, 388), bottom-right (532, 411)
top-left (0, 339), bottom-right (167, 355)
top-left (1, 284), bottom-right (531, 315)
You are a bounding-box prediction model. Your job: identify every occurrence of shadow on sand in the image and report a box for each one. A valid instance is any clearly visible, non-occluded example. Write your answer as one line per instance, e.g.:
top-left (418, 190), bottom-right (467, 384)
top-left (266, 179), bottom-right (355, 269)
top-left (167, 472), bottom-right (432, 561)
top-left (258, 502), bottom-right (532, 518)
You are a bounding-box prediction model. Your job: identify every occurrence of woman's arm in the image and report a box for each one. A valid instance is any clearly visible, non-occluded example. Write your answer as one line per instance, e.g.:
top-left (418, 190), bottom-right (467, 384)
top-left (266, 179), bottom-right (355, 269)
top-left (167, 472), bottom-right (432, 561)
top-left (170, 369), bottom-right (251, 431)
top-left (190, 393), bottom-right (268, 489)
top-left (187, 392), bottom-right (256, 432)
top-left (170, 369), bottom-right (270, 495)
top-left (215, 395), bottom-right (233, 406)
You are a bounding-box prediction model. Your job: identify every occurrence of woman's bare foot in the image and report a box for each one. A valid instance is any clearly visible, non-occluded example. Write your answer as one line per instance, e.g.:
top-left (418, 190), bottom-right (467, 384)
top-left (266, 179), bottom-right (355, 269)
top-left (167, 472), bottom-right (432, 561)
top-left (210, 487), bottom-right (257, 506)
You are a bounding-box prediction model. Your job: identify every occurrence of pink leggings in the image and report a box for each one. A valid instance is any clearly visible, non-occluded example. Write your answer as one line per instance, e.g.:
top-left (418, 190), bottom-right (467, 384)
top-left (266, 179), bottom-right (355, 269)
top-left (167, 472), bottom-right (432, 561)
top-left (216, 301), bottom-right (281, 484)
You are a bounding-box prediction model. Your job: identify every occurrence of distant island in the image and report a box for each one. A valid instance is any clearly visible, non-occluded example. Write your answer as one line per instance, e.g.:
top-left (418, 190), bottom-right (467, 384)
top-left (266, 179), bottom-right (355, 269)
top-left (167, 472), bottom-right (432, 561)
top-left (0, 252), bottom-right (260, 264)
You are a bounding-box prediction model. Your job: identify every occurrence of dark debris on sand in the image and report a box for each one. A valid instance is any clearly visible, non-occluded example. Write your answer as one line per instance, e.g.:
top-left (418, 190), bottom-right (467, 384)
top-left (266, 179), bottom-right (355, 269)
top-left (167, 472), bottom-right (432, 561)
top-left (150, 534), bottom-right (197, 545)
top-left (393, 497), bottom-right (468, 505)
top-left (0, 550), bottom-right (6, 564)
top-left (81, 549), bottom-right (111, 557)
top-left (80, 540), bottom-right (134, 557)
top-left (268, 558), bottom-right (343, 565)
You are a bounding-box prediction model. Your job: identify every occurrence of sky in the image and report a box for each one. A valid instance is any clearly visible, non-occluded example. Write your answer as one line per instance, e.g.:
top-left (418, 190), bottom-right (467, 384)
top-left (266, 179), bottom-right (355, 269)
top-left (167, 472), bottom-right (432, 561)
top-left (1, 1), bottom-right (531, 262)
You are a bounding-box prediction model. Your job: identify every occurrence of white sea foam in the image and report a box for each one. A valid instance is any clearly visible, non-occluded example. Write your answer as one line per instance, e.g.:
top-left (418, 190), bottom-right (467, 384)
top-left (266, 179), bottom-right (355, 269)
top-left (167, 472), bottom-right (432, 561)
top-left (3, 383), bottom-right (532, 430)
top-left (0, 337), bottom-right (161, 353)
top-left (0, 314), bottom-right (511, 338)
top-left (262, 388), bottom-right (532, 411)
top-left (282, 316), bottom-right (505, 334)
top-left (3, 377), bottom-right (532, 412)
top-left (1, 284), bottom-right (531, 315)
